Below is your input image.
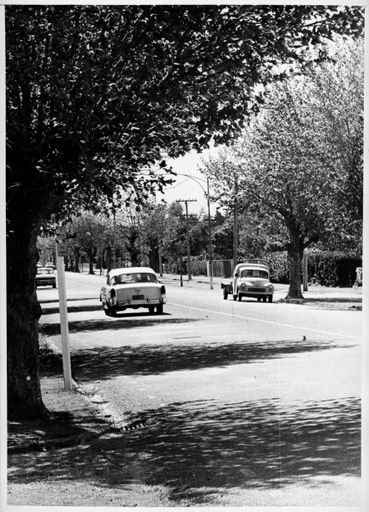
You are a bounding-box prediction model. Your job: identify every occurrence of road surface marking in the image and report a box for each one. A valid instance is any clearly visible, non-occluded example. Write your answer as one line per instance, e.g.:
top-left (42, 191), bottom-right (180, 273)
top-left (173, 336), bottom-right (202, 340)
top-left (168, 302), bottom-right (361, 340)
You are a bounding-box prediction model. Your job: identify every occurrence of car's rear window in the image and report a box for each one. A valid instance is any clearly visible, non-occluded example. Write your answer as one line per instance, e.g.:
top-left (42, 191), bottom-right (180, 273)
top-left (37, 268), bottom-right (54, 275)
top-left (111, 273), bottom-right (157, 285)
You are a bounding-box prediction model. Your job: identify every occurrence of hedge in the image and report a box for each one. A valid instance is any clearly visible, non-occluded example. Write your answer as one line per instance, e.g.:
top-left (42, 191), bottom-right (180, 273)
top-left (307, 251), bottom-right (362, 287)
top-left (266, 251), bottom-right (361, 287)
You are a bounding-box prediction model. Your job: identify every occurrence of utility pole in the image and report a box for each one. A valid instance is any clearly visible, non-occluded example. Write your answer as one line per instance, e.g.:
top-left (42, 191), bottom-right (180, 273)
top-left (176, 173), bottom-right (214, 290)
top-left (111, 211), bottom-right (116, 270)
top-left (176, 199), bottom-right (197, 280)
top-left (206, 177), bottom-right (214, 290)
top-left (233, 176), bottom-right (238, 270)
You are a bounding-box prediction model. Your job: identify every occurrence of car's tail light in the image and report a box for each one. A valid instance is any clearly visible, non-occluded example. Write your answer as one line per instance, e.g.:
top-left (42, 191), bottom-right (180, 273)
top-left (110, 288), bottom-right (117, 305)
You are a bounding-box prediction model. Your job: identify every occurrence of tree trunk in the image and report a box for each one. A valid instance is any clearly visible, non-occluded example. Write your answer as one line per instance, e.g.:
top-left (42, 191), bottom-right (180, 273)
top-left (286, 226), bottom-right (304, 299)
top-left (7, 221), bottom-right (50, 420)
top-left (73, 248), bottom-right (80, 272)
top-left (149, 247), bottom-right (159, 273)
top-left (88, 251), bottom-right (94, 274)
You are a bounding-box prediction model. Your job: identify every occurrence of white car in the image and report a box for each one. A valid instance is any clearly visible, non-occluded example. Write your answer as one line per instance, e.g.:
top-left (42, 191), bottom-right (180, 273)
top-left (221, 260), bottom-right (274, 302)
top-left (100, 267), bottom-right (166, 316)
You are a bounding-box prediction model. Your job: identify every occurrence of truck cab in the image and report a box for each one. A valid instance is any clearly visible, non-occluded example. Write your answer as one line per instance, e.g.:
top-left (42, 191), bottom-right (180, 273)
top-left (221, 259), bottom-right (274, 303)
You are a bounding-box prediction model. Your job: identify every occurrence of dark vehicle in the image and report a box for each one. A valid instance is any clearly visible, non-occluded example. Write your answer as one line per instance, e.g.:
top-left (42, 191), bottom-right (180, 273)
top-left (36, 267), bottom-right (56, 288)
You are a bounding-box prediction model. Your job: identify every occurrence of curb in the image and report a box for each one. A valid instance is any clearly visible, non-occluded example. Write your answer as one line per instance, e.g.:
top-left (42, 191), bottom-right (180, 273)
top-left (279, 298), bottom-right (362, 303)
top-left (279, 297), bottom-right (362, 304)
top-left (8, 426), bottom-right (115, 454)
top-left (8, 382), bottom-right (144, 455)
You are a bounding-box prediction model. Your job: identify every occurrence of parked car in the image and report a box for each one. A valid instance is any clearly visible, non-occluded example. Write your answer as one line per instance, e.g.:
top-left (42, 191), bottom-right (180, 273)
top-left (100, 267), bottom-right (166, 316)
top-left (221, 259), bottom-right (274, 302)
top-left (36, 267), bottom-right (57, 288)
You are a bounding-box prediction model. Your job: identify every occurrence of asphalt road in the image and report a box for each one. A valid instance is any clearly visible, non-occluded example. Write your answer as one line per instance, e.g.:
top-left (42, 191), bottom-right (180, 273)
top-left (37, 271), bottom-right (362, 506)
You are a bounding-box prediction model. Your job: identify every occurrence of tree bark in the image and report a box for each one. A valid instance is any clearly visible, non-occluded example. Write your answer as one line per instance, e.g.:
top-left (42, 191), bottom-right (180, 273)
top-left (88, 251), bottom-right (94, 274)
top-left (149, 247), bottom-right (159, 273)
top-left (72, 248), bottom-right (81, 272)
top-left (7, 220), bottom-right (50, 420)
top-left (286, 226), bottom-right (304, 299)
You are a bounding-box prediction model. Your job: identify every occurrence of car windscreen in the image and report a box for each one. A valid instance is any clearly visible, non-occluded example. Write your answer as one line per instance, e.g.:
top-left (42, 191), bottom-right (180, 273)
top-left (240, 269), bottom-right (269, 279)
top-left (111, 273), bottom-right (157, 285)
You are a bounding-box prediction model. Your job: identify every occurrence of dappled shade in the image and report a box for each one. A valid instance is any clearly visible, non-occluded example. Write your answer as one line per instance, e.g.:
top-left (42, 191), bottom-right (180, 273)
top-left (8, 396), bottom-right (360, 504)
top-left (38, 338), bottom-right (347, 381)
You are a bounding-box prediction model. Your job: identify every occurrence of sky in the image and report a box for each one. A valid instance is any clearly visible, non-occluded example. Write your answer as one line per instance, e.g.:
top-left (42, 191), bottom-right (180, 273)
top-left (156, 149), bottom-right (218, 216)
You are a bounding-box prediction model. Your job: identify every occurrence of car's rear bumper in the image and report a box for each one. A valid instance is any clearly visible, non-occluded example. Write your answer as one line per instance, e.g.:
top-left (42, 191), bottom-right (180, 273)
top-left (117, 297), bottom-right (164, 308)
top-left (36, 279), bottom-right (56, 287)
top-left (239, 292), bottom-right (272, 298)
top-left (103, 297), bottom-right (165, 310)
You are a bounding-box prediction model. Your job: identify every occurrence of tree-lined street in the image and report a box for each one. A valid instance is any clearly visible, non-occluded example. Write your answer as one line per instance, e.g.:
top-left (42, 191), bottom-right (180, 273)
top-left (5, 4), bottom-right (365, 509)
top-left (6, 5), bottom-right (364, 420)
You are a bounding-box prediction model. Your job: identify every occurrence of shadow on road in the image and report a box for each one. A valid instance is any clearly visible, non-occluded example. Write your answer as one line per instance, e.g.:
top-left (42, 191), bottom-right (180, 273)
top-left (38, 297), bottom-right (98, 304)
top-left (41, 304), bottom-right (103, 315)
top-left (8, 396), bottom-right (360, 504)
top-left (40, 314), bottom-right (199, 335)
top-left (39, 338), bottom-right (349, 381)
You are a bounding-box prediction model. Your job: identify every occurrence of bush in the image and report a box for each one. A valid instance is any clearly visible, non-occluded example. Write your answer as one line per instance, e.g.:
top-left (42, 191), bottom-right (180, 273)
top-left (191, 260), bottom-right (207, 276)
top-left (308, 251), bottom-right (361, 287)
top-left (265, 252), bottom-right (289, 283)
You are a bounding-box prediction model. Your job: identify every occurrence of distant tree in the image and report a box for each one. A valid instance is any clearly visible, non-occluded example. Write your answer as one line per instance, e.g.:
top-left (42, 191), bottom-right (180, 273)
top-left (189, 215), bottom-right (210, 258)
top-left (71, 213), bottom-right (109, 274)
top-left (7, 4), bottom-right (363, 418)
top-left (36, 235), bottom-right (56, 265)
top-left (137, 203), bottom-right (168, 271)
top-left (161, 203), bottom-right (187, 272)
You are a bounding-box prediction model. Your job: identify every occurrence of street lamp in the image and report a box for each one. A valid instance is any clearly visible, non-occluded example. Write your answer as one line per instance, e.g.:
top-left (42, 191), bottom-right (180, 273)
top-left (177, 173), bottom-right (214, 290)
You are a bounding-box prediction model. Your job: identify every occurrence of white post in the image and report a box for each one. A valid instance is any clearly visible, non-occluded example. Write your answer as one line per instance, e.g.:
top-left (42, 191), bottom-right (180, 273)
top-left (56, 249), bottom-right (72, 391)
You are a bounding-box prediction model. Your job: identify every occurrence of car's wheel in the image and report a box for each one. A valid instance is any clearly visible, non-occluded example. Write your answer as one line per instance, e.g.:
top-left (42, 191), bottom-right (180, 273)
top-left (257, 297), bottom-right (261, 302)
top-left (268, 295), bottom-right (273, 303)
top-left (262, 297), bottom-right (267, 303)
top-left (223, 289), bottom-right (228, 300)
top-left (238, 293), bottom-right (242, 302)
top-left (156, 304), bottom-right (163, 314)
top-left (148, 306), bottom-right (155, 314)
top-left (53, 283), bottom-right (56, 288)
top-left (107, 305), bottom-right (117, 317)
top-left (104, 308), bottom-right (111, 316)
top-left (233, 294), bottom-right (237, 301)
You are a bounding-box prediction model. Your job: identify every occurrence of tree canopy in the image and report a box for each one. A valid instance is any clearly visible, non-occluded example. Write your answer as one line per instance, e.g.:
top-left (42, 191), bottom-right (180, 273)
top-left (7, 5), bottom-right (364, 226)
